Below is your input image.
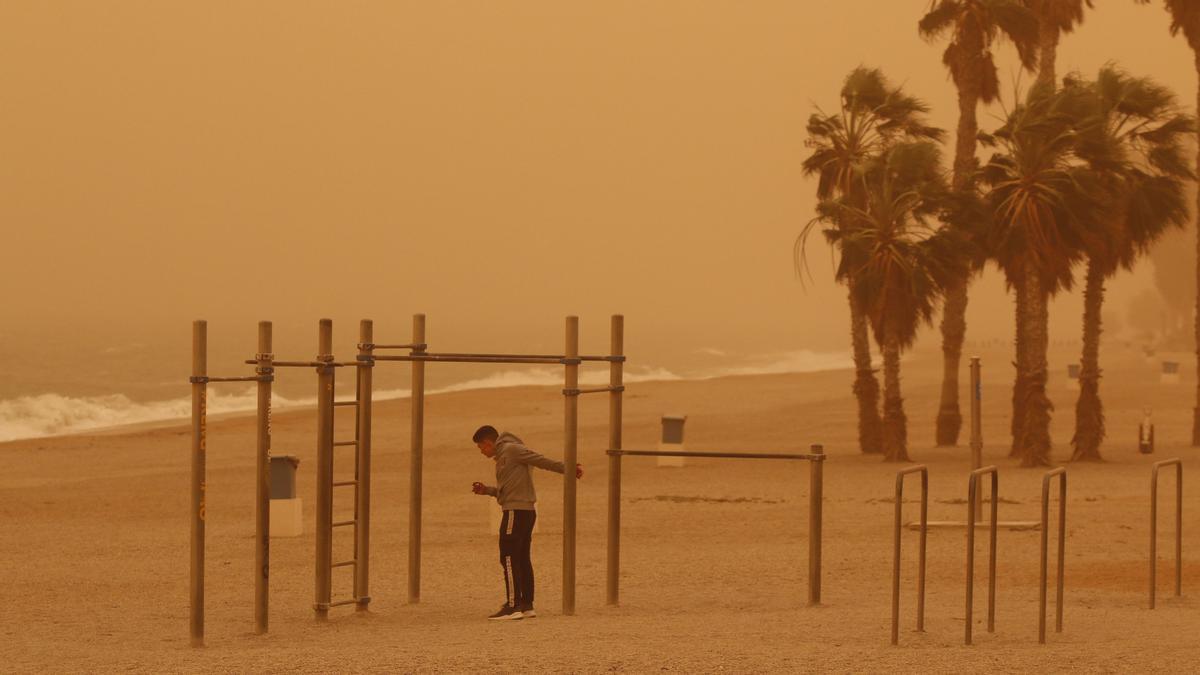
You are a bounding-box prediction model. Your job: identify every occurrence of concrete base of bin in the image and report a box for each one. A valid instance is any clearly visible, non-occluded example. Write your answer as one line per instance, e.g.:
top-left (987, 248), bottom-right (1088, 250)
top-left (270, 498), bottom-right (303, 537)
top-left (656, 441), bottom-right (686, 467)
top-left (487, 501), bottom-right (540, 535)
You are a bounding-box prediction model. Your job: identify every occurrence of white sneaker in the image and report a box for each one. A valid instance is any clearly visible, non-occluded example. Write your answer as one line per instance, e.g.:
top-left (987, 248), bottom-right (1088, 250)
top-left (520, 607), bottom-right (537, 618)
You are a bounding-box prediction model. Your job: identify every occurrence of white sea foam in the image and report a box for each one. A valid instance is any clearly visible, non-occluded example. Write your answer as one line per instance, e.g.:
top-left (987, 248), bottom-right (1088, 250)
top-left (0, 353), bottom-right (846, 443)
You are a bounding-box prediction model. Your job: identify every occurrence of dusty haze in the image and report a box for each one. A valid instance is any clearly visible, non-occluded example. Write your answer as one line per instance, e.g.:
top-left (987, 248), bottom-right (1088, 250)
top-left (0, 1), bottom-right (1193, 395)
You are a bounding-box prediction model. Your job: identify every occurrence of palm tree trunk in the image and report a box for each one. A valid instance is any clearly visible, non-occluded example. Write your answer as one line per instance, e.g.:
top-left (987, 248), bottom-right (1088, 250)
top-left (882, 335), bottom-right (909, 463)
top-left (1193, 50), bottom-right (1200, 447)
top-left (849, 282), bottom-right (883, 454)
top-left (1011, 273), bottom-right (1027, 457)
top-left (1036, 19), bottom-right (1058, 90)
top-left (935, 77), bottom-right (980, 447)
top-left (1072, 258), bottom-right (1105, 461)
top-left (1018, 264), bottom-right (1054, 467)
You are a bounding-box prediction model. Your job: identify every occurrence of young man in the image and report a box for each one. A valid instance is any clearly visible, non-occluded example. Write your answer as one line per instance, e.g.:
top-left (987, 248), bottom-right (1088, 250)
top-left (471, 425), bottom-right (583, 621)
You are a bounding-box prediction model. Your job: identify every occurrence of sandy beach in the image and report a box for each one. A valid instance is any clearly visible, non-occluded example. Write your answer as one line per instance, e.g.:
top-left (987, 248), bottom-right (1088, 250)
top-left (2, 341), bottom-right (1198, 673)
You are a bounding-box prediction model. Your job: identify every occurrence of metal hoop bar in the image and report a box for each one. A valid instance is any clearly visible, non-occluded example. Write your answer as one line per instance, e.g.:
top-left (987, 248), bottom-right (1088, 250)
top-left (1150, 458), bottom-right (1183, 609)
top-left (966, 465), bottom-right (999, 646)
top-left (1039, 467), bottom-right (1066, 644)
top-left (891, 465), bottom-right (928, 646)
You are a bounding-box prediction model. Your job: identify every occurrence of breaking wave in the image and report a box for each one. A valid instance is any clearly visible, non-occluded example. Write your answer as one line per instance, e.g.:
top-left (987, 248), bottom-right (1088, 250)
top-left (0, 352), bottom-right (847, 443)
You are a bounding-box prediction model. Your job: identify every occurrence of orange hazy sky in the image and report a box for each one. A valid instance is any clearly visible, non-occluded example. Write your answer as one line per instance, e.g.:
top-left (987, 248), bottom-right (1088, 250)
top-left (1, 1), bottom-right (1194, 357)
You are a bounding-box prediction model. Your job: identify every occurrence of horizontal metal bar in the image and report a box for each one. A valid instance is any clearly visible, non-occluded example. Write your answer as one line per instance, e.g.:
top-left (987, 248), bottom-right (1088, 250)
top-left (328, 599), bottom-right (359, 607)
top-left (333, 440), bottom-right (357, 447)
top-left (248, 359), bottom-right (323, 368)
top-left (332, 560), bottom-right (357, 568)
top-left (333, 401), bottom-right (359, 407)
top-left (332, 520), bottom-right (357, 528)
top-left (369, 343), bottom-right (426, 350)
top-left (371, 354), bottom-right (566, 365)
top-left (190, 375), bottom-right (270, 384)
top-left (565, 385), bottom-right (625, 396)
top-left (333, 480), bottom-right (358, 487)
top-left (608, 449), bottom-right (825, 461)
top-left (426, 351), bottom-right (624, 363)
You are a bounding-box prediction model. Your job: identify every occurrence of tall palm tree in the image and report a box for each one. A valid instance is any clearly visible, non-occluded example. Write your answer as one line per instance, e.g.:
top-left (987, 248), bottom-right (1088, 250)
top-left (1026, 1), bottom-right (1094, 88)
top-left (1064, 66), bottom-right (1194, 460)
top-left (979, 87), bottom-right (1102, 466)
top-left (1135, 0), bottom-right (1200, 445)
top-left (919, 0), bottom-right (1039, 448)
top-left (1004, 0), bottom-right (1093, 457)
top-left (815, 142), bottom-right (969, 462)
top-left (799, 67), bottom-right (944, 455)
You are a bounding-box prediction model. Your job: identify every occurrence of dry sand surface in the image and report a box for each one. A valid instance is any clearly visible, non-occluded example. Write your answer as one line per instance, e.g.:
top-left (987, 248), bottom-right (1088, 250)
top-left (2, 342), bottom-right (1199, 673)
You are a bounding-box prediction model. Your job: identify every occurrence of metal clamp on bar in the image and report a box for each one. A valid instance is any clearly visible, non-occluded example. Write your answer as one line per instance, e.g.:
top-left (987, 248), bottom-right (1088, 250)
top-left (561, 357), bottom-right (582, 366)
top-left (189, 376), bottom-right (208, 384)
top-left (355, 354), bottom-right (375, 363)
top-left (313, 602), bottom-right (330, 612)
top-left (255, 353), bottom-right (274, 362)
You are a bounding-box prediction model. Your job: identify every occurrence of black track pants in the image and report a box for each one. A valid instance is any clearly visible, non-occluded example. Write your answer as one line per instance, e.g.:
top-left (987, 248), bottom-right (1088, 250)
top-left (499, 509), bottom-right (537, 609)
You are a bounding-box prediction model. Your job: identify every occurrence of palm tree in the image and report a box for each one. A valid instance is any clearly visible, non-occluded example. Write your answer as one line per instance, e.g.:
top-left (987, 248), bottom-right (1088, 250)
top-left (918, 0), bottom-right (1039, 448)
top-left (814, 142), bottom-right (969, 462)
top-left (979, 87), bottom-right (1102, 466)
top-left (1063, 66), bottom-right (1194, 461)
top-left (799, 67), bottom-right (944, 455)
top-left (1026, 1), bottom-right (1094, 88)
top-left (1135, 0), bottom-right (1200, 445)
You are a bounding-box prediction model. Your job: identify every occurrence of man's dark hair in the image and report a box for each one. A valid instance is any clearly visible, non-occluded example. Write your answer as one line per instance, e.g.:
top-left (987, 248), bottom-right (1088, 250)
top-left (472, 425), bottom-right (499, 443)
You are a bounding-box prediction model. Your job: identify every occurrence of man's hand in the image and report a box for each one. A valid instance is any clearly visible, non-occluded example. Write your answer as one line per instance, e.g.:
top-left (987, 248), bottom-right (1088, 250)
top-left (471, 481), bottom-right (489, 495)
top-left (575, 463), bottom-right (584, 479)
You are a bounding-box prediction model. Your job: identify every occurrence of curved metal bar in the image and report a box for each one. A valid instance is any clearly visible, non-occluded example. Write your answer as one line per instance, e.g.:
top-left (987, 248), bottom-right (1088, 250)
top-left (966, 465), bottom-right (999, 646)
top-left (892, 465), bottom-right (928, 646)
top-left (1150, 458), bottom-right (1183, 609)
top-left (1040, 467), bottom-right (1067, 644)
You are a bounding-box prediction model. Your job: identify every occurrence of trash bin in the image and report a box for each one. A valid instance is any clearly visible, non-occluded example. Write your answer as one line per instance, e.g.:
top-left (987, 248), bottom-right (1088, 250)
top-left (269, 455), bottom-right (303, 537)
top-left (657, 415), bottom-right (687, 467)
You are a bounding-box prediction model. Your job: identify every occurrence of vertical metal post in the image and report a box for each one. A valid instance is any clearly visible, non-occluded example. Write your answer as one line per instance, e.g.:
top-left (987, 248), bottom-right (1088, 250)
top-left (190, 320), bottom-right (207, 647)
top-left (1039, 468), bottom-right (1067, 644)
top-left (891, 466), bottom-right (927, 645)
top-left (356, 320), bottom-right (373, 610)
top-left (254, 321), bottom-right (272, 634)
top-left (969, 357), bottom-right (983, 522)
top-left (966, 466), bottom-right (999, 645)
top-left (409, 314), bottom-right (426, 604)
top-left (606, 315), bottom-right (624, 606)
top-left (808, 443), bottom-right (824, 606)
top-left (1150, 459), bottom-right (1183, 608)
top-left (314, 319), bottom-right (334, 620)
top-left (563, 316), bottom-right (580, 616)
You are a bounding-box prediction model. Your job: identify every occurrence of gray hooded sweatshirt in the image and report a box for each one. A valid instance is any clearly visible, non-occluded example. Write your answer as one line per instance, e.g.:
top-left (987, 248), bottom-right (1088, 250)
top-left (484, 432), bottom-right (565, 510)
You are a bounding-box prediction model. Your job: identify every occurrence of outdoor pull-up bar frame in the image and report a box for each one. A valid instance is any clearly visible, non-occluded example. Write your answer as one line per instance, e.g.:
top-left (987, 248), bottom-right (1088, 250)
top-left (374, 313), bottom-right (625, 616)
top-left (604, 444), bottom-right (826, 607)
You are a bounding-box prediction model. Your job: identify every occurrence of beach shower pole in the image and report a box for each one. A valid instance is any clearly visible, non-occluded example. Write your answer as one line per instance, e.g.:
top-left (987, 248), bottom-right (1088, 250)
top-left (970, 357), bottom-right (983, 522)
top-left (314, 319), bottom-right (334, 620)
top-left (606, 315), bottom-right (624, 606)
top-left (563, 316), bottom-right (580, 615)
top-left (356, 320), bottom-right (373, 610)
top-left (409, 314), bottom-right (426, 604)
top-left (190, 320), bottom-right (207, 647)
top-left (254, 322), bottom-right (272, 633)
top-left (808, 443), bottom-right (824, 606)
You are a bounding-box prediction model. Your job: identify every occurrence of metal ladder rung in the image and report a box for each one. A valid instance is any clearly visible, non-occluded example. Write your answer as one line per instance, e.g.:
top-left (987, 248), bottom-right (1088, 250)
top-left (329, 599), bottom-right (359, 607)
top-left (333, 480), bottom-right (358, 487)
top-left (333, 400), bottom-right (359, 407)
top-left (332, 560), bottom-right (357, 568)
top-left (332, 519), bottom-right (357, 528)
top-left (333, 440), bottom-right (358, 447)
